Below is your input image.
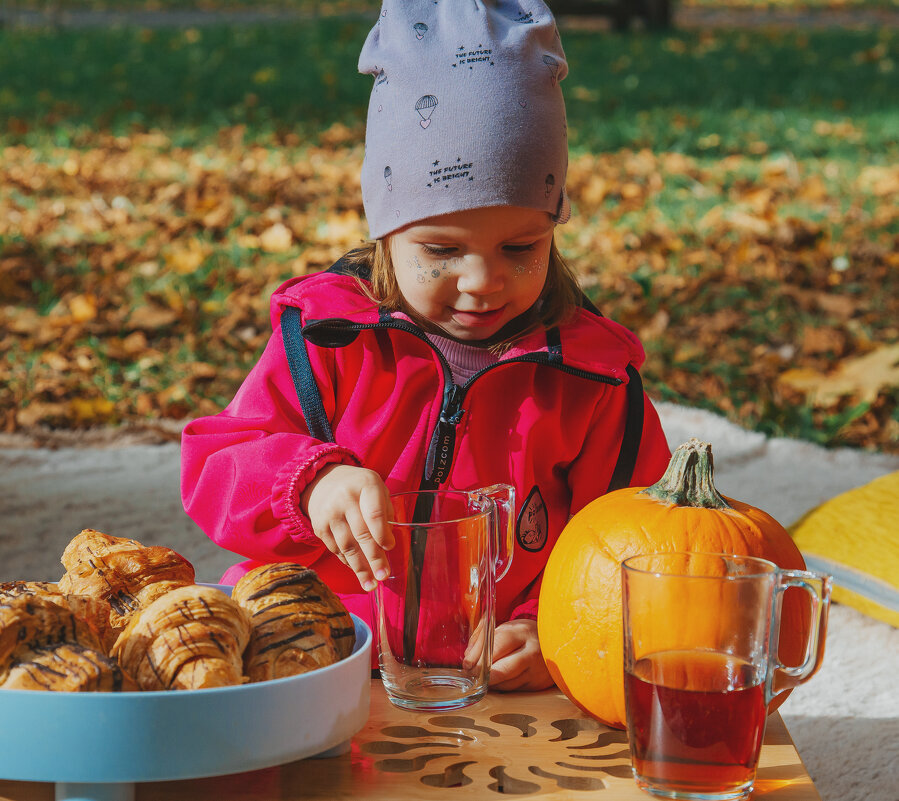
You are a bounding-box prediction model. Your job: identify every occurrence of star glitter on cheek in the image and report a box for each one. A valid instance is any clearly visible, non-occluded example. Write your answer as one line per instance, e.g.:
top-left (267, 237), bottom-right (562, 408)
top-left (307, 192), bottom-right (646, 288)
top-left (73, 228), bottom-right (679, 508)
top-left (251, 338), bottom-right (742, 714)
top-left (409, 256), bottom-right (429, 283)
top-left (410, 256), bottom-right (455, 283)
top-left (426, 258), bottom-right (458, 282)
top-left (514, 256), bottom-right (543, 276)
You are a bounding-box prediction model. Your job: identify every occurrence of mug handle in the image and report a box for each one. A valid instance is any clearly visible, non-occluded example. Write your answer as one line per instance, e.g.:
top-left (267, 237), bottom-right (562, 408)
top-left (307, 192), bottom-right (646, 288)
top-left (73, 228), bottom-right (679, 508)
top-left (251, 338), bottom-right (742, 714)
top-left (766, 569), bottom-right (833, 704)
top-left (478, 484), bottom-right (515, 581)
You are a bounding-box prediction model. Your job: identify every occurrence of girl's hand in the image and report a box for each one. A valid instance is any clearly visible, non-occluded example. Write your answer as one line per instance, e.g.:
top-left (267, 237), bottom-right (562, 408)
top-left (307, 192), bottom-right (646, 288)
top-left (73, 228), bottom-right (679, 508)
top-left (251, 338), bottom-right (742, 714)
top-left (300, 464), bottom-right (395, 592)
top-left (488, 619), bottom-right (555, 692)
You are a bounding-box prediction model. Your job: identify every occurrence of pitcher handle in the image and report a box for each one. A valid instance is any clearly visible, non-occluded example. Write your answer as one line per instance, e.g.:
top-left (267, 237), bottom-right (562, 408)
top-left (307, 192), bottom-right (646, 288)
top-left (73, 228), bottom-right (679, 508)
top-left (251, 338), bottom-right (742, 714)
top-left (765, 569), bottom-right (832, 705)
top-left (478, 484), bottom-right (515, 581)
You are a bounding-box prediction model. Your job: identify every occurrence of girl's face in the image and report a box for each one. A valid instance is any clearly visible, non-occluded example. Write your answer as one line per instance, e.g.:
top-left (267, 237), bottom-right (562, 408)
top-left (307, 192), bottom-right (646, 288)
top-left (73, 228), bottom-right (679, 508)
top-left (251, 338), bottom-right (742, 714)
top-left (388, 206), bottom-right (554, 342)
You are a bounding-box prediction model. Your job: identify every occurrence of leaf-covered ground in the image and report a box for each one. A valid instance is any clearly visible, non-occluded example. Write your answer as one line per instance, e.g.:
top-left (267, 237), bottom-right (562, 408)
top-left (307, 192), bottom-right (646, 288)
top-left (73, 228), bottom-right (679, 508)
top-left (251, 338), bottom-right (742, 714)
top-left (1, 18), bottom-right (897, 451)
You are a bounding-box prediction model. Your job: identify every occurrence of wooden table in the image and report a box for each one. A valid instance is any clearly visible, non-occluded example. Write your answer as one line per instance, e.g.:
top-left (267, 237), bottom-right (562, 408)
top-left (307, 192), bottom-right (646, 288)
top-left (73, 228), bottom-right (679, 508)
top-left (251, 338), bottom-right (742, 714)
top-left (0, 680), bottom-right (820, 800)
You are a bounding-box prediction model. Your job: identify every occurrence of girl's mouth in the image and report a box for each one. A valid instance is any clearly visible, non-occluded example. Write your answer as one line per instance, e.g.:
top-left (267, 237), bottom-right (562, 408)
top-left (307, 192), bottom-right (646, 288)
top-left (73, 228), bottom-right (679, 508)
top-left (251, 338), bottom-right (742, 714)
top-left (451, 307), bottom-right (506, 328)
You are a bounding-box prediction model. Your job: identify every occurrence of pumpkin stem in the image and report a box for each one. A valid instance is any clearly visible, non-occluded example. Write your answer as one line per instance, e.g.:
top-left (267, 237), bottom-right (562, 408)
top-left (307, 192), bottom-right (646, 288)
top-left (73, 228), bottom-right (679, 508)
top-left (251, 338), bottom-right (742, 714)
top-left (640, 438), bottom-right (732, 509)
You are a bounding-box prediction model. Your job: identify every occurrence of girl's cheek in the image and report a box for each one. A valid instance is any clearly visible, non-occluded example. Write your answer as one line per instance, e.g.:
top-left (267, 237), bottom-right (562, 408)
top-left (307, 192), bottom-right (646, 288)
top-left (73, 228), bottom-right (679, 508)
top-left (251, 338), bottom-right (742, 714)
top-left (410, 256), bottom-right (458, 284)
top-left (514, 255), bottom-right (545, 277)
top-left (410, 256), bottom-right (427, 284)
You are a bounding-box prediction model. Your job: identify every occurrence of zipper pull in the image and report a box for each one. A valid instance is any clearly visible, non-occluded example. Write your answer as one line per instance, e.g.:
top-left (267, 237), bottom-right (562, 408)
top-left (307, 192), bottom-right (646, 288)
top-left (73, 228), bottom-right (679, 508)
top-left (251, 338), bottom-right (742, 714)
top-left (441, 383), bottom-right (466, 425)
top-left (426, 384), bottom-right (466, 485)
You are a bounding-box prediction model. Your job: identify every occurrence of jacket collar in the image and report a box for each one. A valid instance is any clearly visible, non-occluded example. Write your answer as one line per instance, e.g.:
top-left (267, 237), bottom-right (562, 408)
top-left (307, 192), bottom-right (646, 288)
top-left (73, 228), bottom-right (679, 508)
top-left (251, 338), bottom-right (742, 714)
top-left (271, 255), bottom-right (644, 382)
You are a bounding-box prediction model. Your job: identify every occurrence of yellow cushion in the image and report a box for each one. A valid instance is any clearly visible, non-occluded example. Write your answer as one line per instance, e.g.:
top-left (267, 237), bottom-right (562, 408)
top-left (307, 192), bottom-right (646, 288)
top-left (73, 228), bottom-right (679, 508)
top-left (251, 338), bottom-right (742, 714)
top-left (790, 471), bottom-right (899, 627)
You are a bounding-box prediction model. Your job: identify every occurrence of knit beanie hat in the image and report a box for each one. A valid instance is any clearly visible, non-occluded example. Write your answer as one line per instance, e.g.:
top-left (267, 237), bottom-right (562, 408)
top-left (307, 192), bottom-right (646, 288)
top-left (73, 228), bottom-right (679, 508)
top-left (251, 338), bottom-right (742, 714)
top-left (358, 0), bottom-right (571, 240)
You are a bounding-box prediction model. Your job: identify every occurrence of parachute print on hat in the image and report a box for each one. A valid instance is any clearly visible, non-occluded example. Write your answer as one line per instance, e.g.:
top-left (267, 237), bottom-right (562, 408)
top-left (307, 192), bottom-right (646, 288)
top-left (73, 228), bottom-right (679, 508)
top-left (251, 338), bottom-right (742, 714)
top-left (415, 95), bottom-right (438, 129)
top-left (358, 0), bottom-right (571, 239)
top-left (542, 54), bottom-right (562, 85)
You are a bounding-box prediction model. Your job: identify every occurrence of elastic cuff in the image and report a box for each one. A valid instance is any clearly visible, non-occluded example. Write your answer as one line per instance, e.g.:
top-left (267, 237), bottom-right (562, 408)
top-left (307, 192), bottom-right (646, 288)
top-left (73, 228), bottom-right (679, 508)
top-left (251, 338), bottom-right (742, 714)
top-left (272, 444), bottom-right (363, 541)
top-left (510, 599), bottom-right (539, 621)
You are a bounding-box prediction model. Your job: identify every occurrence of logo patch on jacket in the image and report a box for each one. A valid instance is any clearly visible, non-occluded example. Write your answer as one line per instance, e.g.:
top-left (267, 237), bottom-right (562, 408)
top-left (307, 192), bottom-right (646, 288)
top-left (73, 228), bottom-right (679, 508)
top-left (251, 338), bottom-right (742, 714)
top-left (517, 485), bottom-right (548, 552)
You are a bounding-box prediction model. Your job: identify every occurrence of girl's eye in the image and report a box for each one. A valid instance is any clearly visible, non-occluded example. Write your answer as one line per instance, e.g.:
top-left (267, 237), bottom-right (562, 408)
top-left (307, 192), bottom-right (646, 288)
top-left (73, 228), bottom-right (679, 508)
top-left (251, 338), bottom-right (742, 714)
top-left (504, 243), bottom-right (537, 254)
top-left (421, 244), bottom-right (456, 257)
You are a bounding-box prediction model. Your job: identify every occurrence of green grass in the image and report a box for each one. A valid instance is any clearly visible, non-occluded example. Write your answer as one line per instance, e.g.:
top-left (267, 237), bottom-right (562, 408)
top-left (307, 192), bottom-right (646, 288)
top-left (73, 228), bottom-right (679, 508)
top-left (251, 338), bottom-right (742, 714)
top-left (2, 23), bottom-right (897, 160)
top-left (0, 20), bottom-right (370, 145)
top-left (0, 22), bottom-right (374, 145)
top-left (562, 29), bottom-right (899, 160)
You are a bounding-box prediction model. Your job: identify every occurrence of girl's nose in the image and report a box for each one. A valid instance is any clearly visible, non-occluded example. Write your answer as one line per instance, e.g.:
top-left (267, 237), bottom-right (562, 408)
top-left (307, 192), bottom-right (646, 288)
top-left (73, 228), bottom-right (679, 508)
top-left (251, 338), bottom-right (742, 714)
top-left (455, 256), bottom-right (503, 295)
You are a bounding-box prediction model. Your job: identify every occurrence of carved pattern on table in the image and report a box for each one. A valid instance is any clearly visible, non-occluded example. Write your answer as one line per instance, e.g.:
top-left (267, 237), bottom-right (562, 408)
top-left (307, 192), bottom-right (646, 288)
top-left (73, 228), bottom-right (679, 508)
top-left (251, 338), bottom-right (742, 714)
top-left (360, 711), bottom-right (633, 794)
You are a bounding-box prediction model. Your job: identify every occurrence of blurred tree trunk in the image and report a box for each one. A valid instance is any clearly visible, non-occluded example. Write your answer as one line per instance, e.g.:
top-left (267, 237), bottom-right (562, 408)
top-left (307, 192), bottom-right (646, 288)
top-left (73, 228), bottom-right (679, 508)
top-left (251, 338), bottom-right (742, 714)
top-left (549, 0), bottom-right (673, 30)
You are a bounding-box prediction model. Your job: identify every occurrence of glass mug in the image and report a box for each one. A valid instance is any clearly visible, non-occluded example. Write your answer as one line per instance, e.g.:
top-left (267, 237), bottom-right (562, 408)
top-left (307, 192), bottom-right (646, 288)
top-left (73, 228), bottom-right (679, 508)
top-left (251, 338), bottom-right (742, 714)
top-left (370, 486), bottom-right (514, 712)
top-left (621, 552), bottom-right (831, 801)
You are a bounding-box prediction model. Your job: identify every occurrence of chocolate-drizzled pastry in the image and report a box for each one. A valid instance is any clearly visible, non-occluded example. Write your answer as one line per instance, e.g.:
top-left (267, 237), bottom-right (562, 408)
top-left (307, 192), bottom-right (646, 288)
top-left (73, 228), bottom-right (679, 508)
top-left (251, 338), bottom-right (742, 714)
top-left (0, 580), bottom-right (116, 653)
top-left (0, 595), bottom-right (136, 691)
top-left (58, 529), bottom-right (195, 632)
top-left (232, 563), bottom-right (355, 682)
top-left (112, 585), bottom-right (251, 691)
top-left (0, 581), bottom-right (59, 600)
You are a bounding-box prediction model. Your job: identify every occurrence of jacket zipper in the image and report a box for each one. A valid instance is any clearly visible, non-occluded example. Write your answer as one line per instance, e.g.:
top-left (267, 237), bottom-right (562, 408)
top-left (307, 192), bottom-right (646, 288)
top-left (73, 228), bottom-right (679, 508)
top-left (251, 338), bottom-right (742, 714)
top-left (305, 316), bottom-right (624, 664)
top-left (302, 317), bottom-right (624, 488)
top-left (424, 382), bottom-right (465, 487)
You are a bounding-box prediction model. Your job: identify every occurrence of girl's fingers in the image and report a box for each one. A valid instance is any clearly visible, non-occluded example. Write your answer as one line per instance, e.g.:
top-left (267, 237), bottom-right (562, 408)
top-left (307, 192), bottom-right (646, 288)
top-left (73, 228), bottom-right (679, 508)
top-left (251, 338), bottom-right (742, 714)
top-left (313, 526), bottom-right (341, 559)
top-left (359, 483), bottom-right (395, 551)
top-left (489, 659), bottom-right (528, 690)
top-left (344, 505), bottom-right (391, 586)
top-left (307, 469), bottom-right (395, 591)
top-left (311, 520), bottom-right (350, 568)
top-left (463, 617), bottom-right (487, 669)
top-left (491, 624), bottom-right (525, 662)
top-left (330, 518), bottom-right (378, 591)
top-left (321, 525), bottom-right (351, 568)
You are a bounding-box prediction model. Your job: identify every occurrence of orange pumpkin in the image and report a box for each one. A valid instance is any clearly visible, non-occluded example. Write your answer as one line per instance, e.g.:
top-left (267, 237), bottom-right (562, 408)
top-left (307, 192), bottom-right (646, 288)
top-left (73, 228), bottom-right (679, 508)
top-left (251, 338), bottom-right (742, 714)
top-left (537, 438), bottom-right (810, 730)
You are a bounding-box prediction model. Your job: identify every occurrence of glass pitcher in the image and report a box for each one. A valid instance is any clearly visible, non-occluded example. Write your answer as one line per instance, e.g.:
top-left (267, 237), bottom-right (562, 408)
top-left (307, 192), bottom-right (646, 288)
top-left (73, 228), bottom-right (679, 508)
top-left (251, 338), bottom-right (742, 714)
top-left (371, 485), bottom-right (514, 711)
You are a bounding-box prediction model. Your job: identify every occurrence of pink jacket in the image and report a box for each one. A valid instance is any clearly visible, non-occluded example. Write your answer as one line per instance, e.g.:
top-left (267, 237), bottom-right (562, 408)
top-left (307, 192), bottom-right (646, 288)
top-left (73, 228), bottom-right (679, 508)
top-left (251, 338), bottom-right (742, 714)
top-left (180, 262), bottom-right (671, 633)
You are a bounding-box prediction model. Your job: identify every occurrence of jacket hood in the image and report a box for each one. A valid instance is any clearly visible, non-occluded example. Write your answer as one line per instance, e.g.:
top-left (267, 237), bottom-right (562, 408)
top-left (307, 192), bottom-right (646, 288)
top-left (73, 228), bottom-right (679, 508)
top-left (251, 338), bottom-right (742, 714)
top-left (270, 265), bottom-right (645, 383)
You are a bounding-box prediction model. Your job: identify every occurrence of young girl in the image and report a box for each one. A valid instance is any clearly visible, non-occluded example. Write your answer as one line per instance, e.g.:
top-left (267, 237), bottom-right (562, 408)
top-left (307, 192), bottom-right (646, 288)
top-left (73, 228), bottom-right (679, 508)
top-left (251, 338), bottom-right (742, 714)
top-left (181, 0), bottom-right (670, 692)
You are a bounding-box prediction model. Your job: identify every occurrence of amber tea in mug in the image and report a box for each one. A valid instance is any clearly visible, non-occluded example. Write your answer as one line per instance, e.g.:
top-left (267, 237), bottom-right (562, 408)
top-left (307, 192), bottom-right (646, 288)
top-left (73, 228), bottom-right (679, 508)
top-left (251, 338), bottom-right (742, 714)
top-left (626, 651), bottom-right (767, 793)
top-left (621, 553), bottom-right (831, 801)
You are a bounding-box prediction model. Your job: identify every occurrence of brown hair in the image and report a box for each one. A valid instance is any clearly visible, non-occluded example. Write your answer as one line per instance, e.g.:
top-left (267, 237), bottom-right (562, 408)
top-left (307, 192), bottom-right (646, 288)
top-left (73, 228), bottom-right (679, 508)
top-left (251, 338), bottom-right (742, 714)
top-left (346, 238), bottom-right (582, 348)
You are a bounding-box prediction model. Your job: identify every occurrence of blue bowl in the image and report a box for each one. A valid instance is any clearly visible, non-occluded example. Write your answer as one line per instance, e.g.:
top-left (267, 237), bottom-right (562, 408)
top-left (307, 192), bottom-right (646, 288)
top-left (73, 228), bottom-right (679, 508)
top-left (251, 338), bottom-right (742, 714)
top-left (0, 600), bottom-right (371, 784)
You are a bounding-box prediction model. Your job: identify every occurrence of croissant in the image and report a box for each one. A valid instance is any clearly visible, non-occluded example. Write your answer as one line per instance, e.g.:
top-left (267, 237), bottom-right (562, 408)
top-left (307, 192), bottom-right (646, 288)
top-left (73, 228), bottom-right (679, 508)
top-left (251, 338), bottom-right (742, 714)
top-left (58, 529), bottom-right (195, 632)
top-left (0, 580), bottom-right (117, 653)
top-left (0, 581), bottom-right (59, 600)
top-left (0, 595), bottom-right (136, 691)
top-left (232, 563), bottom-right (355, 682)
top-left (112, 584), bottom-right (251, 691)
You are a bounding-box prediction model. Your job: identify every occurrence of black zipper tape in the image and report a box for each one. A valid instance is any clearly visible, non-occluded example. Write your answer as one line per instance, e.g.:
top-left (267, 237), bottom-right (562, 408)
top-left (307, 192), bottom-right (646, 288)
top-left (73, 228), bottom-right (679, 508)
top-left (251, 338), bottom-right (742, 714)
top-left (303, 316), bottom-right (625, 665)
